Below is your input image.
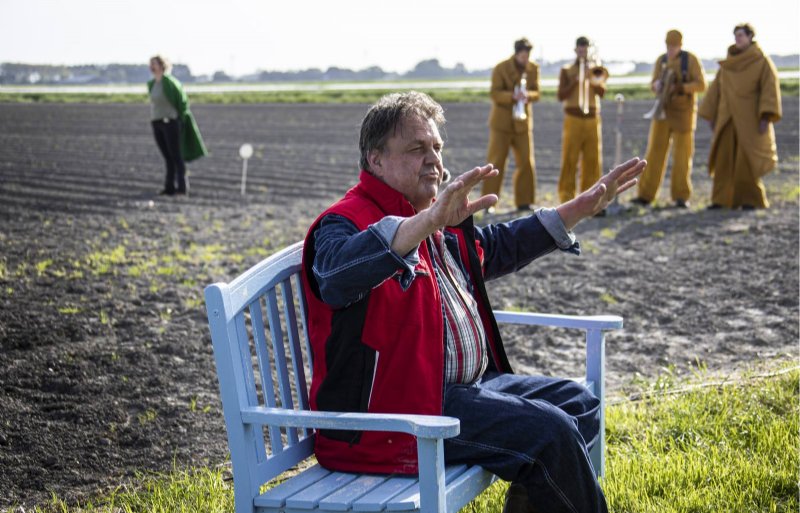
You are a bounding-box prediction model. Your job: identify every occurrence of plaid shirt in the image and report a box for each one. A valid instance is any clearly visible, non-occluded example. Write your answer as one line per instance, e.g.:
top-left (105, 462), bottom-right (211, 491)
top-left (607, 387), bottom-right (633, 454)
top-left (430, 231), bottom-right (488, 384)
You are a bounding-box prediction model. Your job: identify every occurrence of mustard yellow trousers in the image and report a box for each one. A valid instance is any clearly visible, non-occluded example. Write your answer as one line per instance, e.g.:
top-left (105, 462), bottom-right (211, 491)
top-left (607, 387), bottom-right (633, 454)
top-left (482, 129), bottom-right (536, 207)
top-left (638, 120), bottom-right (694, 203)
top-left (558, 114), bottom-right (602, 203)
top-left (710, 121), bottom-right (769, 208)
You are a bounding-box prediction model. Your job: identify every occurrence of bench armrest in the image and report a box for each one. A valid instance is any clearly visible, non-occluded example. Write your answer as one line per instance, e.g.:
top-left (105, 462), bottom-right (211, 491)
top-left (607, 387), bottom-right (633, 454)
top-left (493, 311), bottom-right (623, 330)
top-left (241, 407), bottom-right (460, 439)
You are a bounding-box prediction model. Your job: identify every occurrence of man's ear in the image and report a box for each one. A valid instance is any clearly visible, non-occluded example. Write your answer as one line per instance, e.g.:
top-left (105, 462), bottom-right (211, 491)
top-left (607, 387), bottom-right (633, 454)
top-left (367, 149), bottom-right (382, 171)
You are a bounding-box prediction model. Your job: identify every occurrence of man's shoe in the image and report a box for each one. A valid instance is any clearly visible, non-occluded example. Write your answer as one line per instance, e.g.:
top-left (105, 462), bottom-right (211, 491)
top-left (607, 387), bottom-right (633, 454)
top-left (741, 204), bottom-right (756, 211)
top-left (516, 204), bottom-right (532, 212)
top-left (630, 197), bottom-right (650, 206)
top-left (594, 208), bottom-right (607, 217)
top-left (674, 199), bottom-right (689, 209)
top-left (158, 189), bottom-right (175, 196)
top-left (707, 203), bottom-right (722, 210)
top-left (175, 189), bottom-right (187, 196)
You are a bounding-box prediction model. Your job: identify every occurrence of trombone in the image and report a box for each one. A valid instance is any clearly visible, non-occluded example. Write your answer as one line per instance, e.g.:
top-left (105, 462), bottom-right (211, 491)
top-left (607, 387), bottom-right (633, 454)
top-left (578, 44), bottom-right (609, 115)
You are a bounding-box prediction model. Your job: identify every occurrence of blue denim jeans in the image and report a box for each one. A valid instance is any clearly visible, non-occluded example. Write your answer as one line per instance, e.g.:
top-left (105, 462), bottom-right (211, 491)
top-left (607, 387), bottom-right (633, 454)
top-left (442, 371), bottom-right (607, 513)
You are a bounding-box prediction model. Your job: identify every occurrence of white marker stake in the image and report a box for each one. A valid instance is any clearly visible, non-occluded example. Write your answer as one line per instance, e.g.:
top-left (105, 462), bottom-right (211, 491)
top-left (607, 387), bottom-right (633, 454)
top-left (239, 143), bottom-right (254, 195)
top-left (607, 94), bottom-right (626, 215)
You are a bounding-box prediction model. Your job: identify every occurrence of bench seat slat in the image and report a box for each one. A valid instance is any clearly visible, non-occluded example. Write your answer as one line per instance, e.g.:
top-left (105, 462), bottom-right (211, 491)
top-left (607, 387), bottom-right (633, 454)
top-left (351, 475), bottom-right (418, 512)
top-left (255, 464), bottom-right (331, 508)
top-left (285, 472), bottom-right (361, 509)
top-left (318, 474), bottom-right (391, 511)
top-left (385, 465), bottom-right (470, 511)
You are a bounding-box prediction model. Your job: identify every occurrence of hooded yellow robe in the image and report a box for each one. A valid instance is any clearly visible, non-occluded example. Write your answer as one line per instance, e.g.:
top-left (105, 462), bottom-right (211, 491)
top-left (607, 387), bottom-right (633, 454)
top-left (698, 42), bottom-right (781, 208)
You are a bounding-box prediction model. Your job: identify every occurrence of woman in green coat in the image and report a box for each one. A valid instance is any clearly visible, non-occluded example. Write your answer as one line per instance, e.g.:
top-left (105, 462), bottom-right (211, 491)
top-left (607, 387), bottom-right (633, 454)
top-left (147, 55), bottom-right (208, 195)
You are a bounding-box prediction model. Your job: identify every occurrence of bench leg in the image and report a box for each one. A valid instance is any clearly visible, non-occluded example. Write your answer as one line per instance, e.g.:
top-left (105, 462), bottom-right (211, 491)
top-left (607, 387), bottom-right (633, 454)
top-left (417, 437), bottom-right (447, 513)
top-left (586, 328), bottom-right (605, 478)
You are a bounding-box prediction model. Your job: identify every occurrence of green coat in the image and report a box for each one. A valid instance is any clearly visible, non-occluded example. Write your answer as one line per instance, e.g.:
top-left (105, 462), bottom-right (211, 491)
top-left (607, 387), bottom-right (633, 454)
top-left (147, 75), bottom-right (208, 162)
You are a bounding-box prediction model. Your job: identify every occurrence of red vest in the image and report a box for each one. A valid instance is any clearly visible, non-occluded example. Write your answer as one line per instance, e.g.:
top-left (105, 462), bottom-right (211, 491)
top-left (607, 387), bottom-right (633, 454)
top-left (301, 171), bottom-right (510, 474)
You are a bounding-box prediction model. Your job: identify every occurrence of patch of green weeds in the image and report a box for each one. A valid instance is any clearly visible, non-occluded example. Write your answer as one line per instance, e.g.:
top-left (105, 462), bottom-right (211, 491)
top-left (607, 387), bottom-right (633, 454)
top-left (582, 240), bottom-right (600, 255)
top-left (651, 230), bottom-right (665, 238)
top-left (35, 259), bottom-right (54, 276)
top-left (85, 245), bottom-right (127, 275)
top-left (600, 292), bottom-right (618, 305)
top-left (184, 295), bottom-right (204, 310)
top-left (58, 306), bottom-right (81, 314)
top-left (600, 228), bottom-right (617, 240)
top-left (137, 409), bottom-right (158, 425)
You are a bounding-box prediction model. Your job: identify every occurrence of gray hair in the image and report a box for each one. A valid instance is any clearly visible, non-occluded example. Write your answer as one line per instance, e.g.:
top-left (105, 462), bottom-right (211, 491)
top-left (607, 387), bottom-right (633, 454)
top-left (358, 91), bottom-right (445, 172)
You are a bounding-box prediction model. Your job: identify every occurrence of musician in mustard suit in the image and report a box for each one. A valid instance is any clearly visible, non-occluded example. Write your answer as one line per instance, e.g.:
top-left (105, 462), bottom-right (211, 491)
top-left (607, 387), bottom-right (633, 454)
top-left (633, 30), bottom-right (706, 208)
top-left (482, 38), bottom-right (540, 212)
top-left (557, 37), bottom-right (608, 204)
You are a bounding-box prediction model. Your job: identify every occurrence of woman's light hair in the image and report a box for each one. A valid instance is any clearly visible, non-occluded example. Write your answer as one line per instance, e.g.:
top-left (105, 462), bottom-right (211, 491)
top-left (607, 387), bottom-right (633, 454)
top-left (150, 55), bottom-right (172, 73)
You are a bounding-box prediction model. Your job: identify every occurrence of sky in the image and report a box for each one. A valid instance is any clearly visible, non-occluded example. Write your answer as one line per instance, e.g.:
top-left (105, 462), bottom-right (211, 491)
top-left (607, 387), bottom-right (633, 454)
top-left (1, 0), bottom-right (798, 77)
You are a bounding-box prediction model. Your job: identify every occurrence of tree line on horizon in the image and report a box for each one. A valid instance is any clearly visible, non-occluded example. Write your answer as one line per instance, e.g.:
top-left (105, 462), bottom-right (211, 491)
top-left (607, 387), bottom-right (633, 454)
top-left (1, 54), bottom-right (797, 86)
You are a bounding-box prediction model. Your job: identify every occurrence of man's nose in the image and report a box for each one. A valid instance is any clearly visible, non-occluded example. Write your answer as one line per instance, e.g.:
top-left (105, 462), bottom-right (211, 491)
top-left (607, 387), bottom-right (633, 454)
top-left (425, 147), bottom-right (442, 166)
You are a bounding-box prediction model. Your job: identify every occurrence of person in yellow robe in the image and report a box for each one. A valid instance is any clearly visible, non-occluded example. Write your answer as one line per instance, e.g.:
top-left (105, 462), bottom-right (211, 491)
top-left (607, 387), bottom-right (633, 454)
top-left (698, 23), bottom-right (782, 209)
top-left (632, 30), bottom-right (706, 208)
top-left (482, 38), bottom-right (540, 212)
top-left (557, 36), bottom-right (609, 204)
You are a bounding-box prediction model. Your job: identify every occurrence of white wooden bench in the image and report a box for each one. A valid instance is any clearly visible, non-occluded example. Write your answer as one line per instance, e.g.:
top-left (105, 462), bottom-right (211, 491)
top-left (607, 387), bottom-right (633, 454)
top-left (204, 240), bottom-right (622, 513)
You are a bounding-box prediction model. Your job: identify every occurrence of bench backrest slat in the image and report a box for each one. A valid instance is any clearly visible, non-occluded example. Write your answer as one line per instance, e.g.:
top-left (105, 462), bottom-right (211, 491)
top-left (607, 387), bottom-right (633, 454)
top-left (266, 286), bottom-right (300, 447)
top-left (247, 298), bottom-right (283, 456)
top-left (283, 276), bottom-right (312, 438)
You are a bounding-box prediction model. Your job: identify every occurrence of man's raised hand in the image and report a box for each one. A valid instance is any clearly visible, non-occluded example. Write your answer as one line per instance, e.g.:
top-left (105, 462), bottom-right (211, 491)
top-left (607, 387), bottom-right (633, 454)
top-left (428, 164), bottom-right (499, 229)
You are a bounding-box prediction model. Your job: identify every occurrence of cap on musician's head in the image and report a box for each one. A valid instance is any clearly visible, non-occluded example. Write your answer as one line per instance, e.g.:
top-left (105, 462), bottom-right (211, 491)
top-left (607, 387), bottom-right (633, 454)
top-left (575, 36), bottom-right (590, 47)
top-left (665, 30), bottom-right (683, 46)
top-left (514, 38), bottom-right (533, 53)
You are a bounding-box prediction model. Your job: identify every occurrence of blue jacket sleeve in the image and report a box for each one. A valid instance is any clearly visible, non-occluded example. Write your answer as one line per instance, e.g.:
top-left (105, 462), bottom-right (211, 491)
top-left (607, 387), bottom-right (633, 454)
top-left (311, 214), bottom-right (421, 308)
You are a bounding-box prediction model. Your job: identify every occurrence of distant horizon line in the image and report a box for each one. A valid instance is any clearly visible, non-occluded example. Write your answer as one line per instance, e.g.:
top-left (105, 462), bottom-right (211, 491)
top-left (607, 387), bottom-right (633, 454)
top-left (3, 52), bottom-right (799, 77)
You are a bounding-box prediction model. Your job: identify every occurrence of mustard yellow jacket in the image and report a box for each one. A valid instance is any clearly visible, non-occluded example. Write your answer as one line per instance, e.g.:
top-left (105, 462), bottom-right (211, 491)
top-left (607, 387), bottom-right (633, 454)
top-left (488, 56), bottom-right (540, 133)
top-left (698, 42), bottom-right (781, 177)
top-left (651, 50), bottom-right (706, 132)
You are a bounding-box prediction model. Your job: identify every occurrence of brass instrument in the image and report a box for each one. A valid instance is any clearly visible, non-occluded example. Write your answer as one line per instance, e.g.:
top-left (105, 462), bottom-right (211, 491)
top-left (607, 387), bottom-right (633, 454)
top-left (578, 45), bottom-right (609, 115)
top-left (512, 72), bottom-right (528, 121)
top-left (643, 67), bottom-right (675, 120)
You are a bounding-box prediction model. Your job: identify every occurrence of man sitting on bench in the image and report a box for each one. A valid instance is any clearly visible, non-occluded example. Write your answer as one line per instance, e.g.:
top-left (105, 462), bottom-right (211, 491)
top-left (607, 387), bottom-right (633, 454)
top-left (300, 91), bottom-right (645, 513)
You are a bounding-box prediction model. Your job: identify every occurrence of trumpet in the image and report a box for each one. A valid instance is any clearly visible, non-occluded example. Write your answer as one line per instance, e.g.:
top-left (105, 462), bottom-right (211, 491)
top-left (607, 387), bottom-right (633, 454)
top-left (643, 67), bottom-right (675, 120)
top-left (512, 72), bottom-right (528, 121)
top-left (578, 46), bottom-right (609, 115)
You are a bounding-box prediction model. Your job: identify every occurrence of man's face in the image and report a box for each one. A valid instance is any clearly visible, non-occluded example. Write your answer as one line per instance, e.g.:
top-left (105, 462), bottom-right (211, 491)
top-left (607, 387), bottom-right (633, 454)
top-left (575, 45), bottom-right (589, 59)
top-left (734, 29), bottom-right (752, 50)
top-left (667, 44), bottom-right (681, 59)
top-left (514, 50), bottom-right (530, 68)
top-left (369, 115), bottom-right (445, 212)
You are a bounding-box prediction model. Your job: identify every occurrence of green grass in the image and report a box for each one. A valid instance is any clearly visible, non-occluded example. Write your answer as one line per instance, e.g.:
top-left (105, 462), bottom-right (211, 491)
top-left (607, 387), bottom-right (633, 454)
top-left (19, 362), bottom-right (799, 512)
